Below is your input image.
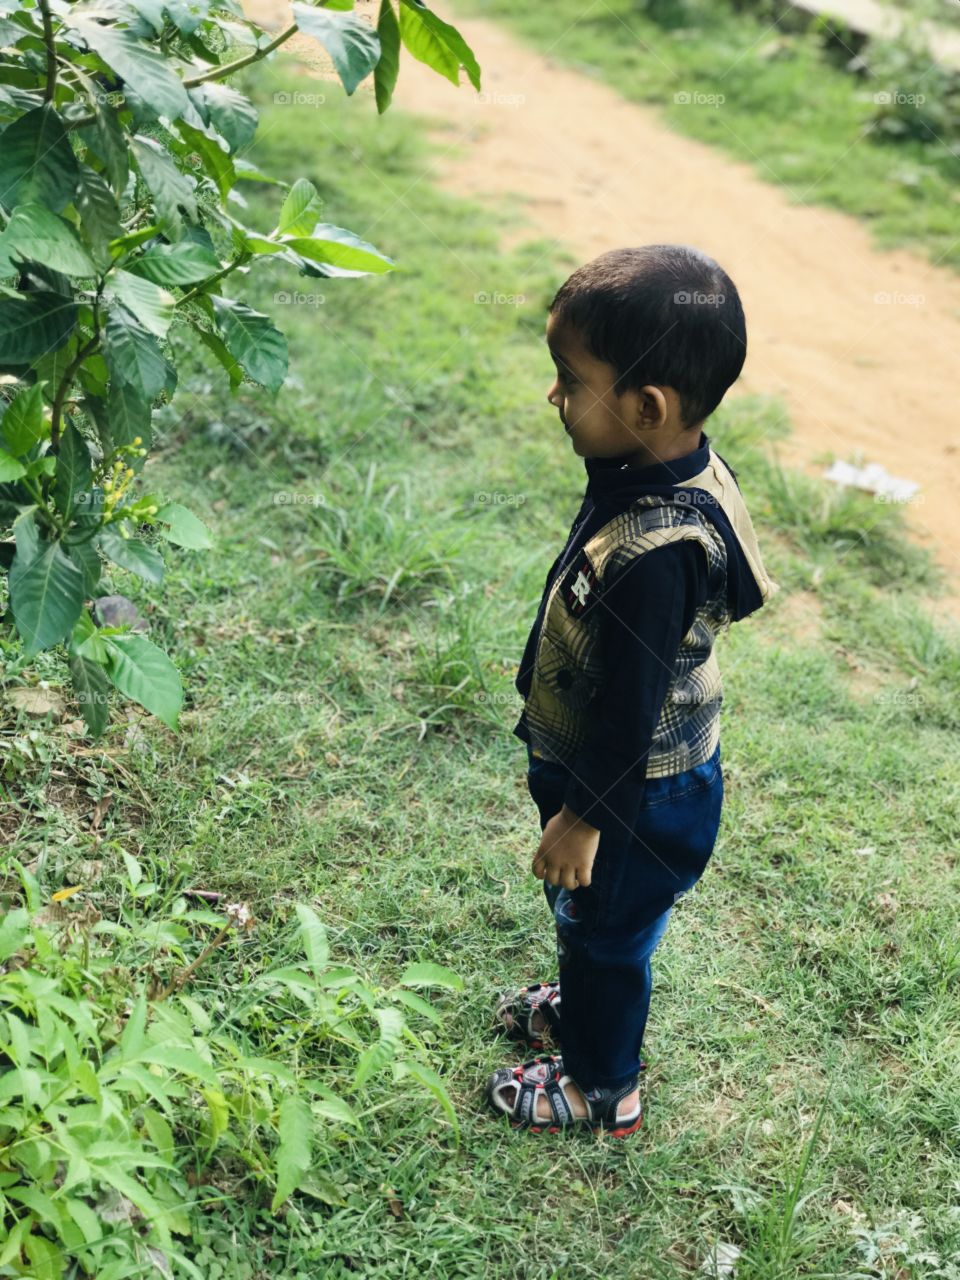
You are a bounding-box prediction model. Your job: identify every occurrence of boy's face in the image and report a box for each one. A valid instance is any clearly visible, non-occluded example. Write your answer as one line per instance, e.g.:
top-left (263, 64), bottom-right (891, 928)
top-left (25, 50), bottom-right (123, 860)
top-left (544, 313), bottom-right (689, 462)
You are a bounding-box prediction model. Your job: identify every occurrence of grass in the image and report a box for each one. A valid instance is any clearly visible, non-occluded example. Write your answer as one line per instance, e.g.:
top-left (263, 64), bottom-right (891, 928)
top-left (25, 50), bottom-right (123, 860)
top-left (450, 0), bottom-right (960, 272)
top-left (3, 49), bottom-right (960, 1280)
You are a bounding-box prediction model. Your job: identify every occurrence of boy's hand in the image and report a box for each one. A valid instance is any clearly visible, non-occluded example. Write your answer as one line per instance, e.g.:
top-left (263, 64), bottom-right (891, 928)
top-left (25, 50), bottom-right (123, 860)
top-left (532, 805), bottom-right (601, 890)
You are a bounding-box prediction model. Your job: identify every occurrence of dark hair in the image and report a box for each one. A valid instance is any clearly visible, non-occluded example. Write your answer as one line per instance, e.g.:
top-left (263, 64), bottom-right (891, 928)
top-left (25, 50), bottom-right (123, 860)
top-left (548, 244), bottom-right (746, 428)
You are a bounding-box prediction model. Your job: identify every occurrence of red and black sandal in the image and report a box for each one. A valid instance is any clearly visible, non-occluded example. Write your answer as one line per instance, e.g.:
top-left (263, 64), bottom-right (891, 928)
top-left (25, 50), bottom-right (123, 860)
top-left (485, 1054), bottom-right (643, 1137)
top-left (494, 981), bottom-right (562, 1050)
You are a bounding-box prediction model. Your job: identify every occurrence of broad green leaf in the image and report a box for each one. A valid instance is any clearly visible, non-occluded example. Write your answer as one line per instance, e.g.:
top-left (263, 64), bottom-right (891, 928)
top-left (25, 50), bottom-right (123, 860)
top-left (398, 0), bottom-right (481, 90)
top-left (85, 1162), bottom-right (172, 1251)
top-left (397, 961), bottom-right (463, 991)
top-left (68, 652), bottom-right (111, 735)
top-left (0, 449), bottom-right (25, 480)
top-left (102, 632), bottom-right (183, 729)
top-left (106, 382), bottom-right (152, 459)
top-left (193, 323), bottom-right (243, 390)
top-left (292, 3), bottom-right (381, 96)
top-left (0, 105), bottom-right (80, 211)
top-left (119, 993), bottom-right (148, 1059)
top-left (22, 1233), bottom-right (62, 1280)
top-left (202, 1087), bottom-right (229, 1147)
top-left (105, 270), bottom-right (175, 338)
top-left (52, 423), bottom-right (93, 518)
top-left (0, 203), bottom-right (96, 277)
top-left (295, 903), bottom-right (330, 975)
top-left (154, 500), bottom-right (212, 549)
top-left (128, 241), bottom-right (220, 285)
top-left (122, 849), bottom-right (143, 888)
top-left (278, 178), bottom-right (323, 237)
top-left (0, 291), bottom-right (77, 362)
top-left (63, 535), bottom-right (101, 595)
top-left (72, 63), bottom-right (128, 195)
top-left (0, 380), bottom-right (47, 457)
top-left (212, 295), bottom-right (287, 392)
top-left (392, 987), bottom-right (442, 1024)
top-left (283, 224), bottom-right (395, 274)
top-left (103, 303), bottom-right (170, 399)
top-left (69, 17), bottom-right (191, 121)
top-left (136, 1042), bottom-right (217, 1085)
top-left (375, 0), bottom-right (401, 114)
top-left (189, 81), bottom-right (258, 153)
top-left (74, 165), bottom-right (123, 268)
top-left (171, 118), bottom-right (235, 202)
top-left (9, 540), bottom-right (85, 656)
top-left (271, 1094), bottom-right (312, 1212)
top-left (98, 528), bottom-right (165, 583)
top-left (131, 135), bottom-right (198, 239)
top-left (141, 1106), bottom-right (174, 1162)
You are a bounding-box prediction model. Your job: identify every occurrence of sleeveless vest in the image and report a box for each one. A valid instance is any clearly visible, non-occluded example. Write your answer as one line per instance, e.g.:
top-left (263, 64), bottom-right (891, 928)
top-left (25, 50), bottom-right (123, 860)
top-left (520, 448), bottom-right (779, 777)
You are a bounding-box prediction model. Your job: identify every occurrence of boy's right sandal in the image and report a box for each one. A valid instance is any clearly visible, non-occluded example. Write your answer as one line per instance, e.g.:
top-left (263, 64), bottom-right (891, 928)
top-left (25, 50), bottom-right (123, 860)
top-left (485, 1055), bottom-right (643, 1137)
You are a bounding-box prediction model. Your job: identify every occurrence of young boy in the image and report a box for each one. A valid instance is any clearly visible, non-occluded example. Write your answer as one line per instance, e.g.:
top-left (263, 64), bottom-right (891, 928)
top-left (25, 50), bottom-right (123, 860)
top-left (485, 244), bottom-right (779, 1135)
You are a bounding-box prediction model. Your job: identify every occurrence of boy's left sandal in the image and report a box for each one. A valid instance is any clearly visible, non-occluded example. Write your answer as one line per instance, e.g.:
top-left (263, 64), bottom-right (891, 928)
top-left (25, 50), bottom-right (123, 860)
top-left (485, 1055), bottom-right (643, 1137)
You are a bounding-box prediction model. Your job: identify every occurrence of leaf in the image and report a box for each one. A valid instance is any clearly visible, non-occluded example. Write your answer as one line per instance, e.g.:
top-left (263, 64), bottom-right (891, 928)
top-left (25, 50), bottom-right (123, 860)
top-left (102, 632), bottom-right (183, 730)
top-left (103, 303), bottom-right (170, 399)
top-left (74, 165), bottom-right (124, 268)
top-left (68, 652), bottom-right (111, 735)
top-left (69, 17), bottom-right (190, 121)
top-left (98, 528), bottom-right (165, 583)
top-left (397, 962), bottom-right (464, 992)
top-left (64, 535), bottom-right (101, 595)
top-left (271, 1094), bottom-right (312, 1212)
top-left (0, 381), bottom-right (47, 455)
top-left (394, 1059), bottom-right (460, 1142)
top-left (119, 993), bottom-right (147, 1058)
top-left (0, 105), bottom-right (80, 212)
top-left (278, 178), bottom-right (323, 238)
top-left (211, 295), bottom-right (288, 392)
top-left (104, 382), bottom-right (152, 462)
top-left (202, 1087), bottom-right (229, 1148)
top-left (131, 135), bottom-right (198, 239)
top-left (295, 903), bottom-right (329, 976)
top-left (154, 500), bottom-right (212, 549)
top-left (106, 270), bottom-right (176, 338)
top-left (171, 118), bottom-right (235, 202)
top-left (22, 1233), bottom-right (63, 1280)
top-left (283, 223), bottom-right (394, 274)
top-left (0, 291), bottom-right (77, 362)
top-left (0, 449), bottom-right (24, 480)
top-left (135, 1043), bottom-right (217, 1086)
top-left (375, 0), bottom-right (401, 114)
top-left (292, 3), bottom-right (381, 96)
top-left (354, 1007), bottom-right (405, 1088)
top-left (128, 241), bottom-right (221, 285)
top-left (0, 203), bottom-right (96, 277)
top-left (9, 540), bottom-right (85, 656)
top-left (193, 323), bottom-right (243, 390)
top-left (189, 81), bottom-right (258, 153)
top-left (397, 1), bottom-right (481, 91)
top-left (52, 422), bottom-right (93, 518)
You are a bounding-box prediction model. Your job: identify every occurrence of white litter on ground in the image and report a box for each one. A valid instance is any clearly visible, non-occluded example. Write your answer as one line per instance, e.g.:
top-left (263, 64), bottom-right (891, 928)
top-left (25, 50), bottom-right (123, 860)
top-left (823, 458), bottom-right (921, 504)
top-left (700, 1240), bottom-right (742, 1278)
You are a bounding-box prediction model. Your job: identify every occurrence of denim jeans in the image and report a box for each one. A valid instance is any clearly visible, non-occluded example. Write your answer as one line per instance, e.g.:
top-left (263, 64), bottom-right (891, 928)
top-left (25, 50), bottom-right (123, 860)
top-left (526, 740), bottom-right (724, 1089)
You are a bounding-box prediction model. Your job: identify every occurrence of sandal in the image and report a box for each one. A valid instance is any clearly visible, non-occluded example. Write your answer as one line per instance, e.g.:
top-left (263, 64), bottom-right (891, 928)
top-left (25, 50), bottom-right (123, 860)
top-left (485, 1054), bottom-right (643, 1137)
top-left (494, 981), bottom-right (649, 1072)
top-left (494, 981), bottom-right (562, 1050)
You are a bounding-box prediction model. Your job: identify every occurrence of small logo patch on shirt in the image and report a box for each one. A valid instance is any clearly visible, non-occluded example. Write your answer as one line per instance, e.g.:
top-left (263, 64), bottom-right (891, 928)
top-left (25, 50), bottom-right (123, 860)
top-left (561, 555), bottom-right (599, 617)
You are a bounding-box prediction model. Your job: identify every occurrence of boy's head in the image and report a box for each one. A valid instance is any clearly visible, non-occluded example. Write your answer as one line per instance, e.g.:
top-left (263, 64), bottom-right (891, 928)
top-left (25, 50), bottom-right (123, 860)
top-left (545, 244), bottom-right (746, 463)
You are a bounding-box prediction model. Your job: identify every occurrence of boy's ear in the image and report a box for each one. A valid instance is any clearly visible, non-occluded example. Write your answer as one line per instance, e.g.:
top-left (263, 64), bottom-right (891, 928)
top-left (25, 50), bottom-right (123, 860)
top-left (637, 385), bottom-right (669, 429)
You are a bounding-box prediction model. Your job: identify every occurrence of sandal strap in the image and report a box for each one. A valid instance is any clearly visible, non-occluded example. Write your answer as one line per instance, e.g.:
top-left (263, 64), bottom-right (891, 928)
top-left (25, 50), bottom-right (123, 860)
top-left (582, 1076), bottom-right (641, 1127)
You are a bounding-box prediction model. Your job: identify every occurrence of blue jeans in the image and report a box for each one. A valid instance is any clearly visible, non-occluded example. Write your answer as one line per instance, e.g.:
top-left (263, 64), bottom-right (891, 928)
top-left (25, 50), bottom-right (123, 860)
top-left (526, 740), bottom-right (724, 1089)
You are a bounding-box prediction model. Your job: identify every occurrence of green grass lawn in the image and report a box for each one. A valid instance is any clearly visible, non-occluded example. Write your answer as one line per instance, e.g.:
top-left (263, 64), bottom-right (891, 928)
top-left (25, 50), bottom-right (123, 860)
top-left (450, 0), bottom-right (960, 273)
top-left (4, 52), bottom-right (960, 1280)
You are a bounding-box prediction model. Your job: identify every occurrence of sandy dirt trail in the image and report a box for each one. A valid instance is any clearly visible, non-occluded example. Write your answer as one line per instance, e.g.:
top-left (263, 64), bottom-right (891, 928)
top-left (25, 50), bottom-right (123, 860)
top-left (245, 3), bottom-right (960, 618)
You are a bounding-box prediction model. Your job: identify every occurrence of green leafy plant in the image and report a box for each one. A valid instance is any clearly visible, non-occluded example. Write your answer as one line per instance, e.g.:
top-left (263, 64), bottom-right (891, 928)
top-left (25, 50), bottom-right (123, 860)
top-left (0, 0), bottom-right (481, 736)
top-left (0, 857), bottom-right (462, 1278)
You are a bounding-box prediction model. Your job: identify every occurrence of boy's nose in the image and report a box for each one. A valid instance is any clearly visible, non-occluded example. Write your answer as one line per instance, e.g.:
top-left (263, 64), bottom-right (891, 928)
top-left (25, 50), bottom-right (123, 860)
top-left (547, 379), bottom-right (562, 408)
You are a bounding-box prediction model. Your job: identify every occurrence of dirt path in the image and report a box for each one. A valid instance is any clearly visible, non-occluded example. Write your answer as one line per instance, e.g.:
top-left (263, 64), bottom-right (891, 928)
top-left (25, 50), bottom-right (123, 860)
top-left (245, 3), bottom-right (960, 618)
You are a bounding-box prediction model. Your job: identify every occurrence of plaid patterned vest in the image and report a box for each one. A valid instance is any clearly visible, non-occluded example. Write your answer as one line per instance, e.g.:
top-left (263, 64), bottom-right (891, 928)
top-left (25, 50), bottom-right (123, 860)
top-left (520, 448), bottom-right (779, 777)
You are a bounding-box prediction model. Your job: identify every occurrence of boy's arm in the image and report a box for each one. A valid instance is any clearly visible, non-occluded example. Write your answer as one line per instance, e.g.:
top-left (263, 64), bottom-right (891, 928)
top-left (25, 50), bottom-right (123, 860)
top-left (561, 539), bottom-right (708, 837)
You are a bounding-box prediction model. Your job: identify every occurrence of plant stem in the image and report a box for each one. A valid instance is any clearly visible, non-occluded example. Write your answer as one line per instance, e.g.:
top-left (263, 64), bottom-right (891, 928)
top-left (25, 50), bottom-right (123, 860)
top-left (154, 924), bottom-right (231, 1001)
top-left (39, 0), bottom-right (57, 104)
top-left (50, 334), bottom-right (99, 451)
top-left (183, 22), bottom-right (299, 88)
